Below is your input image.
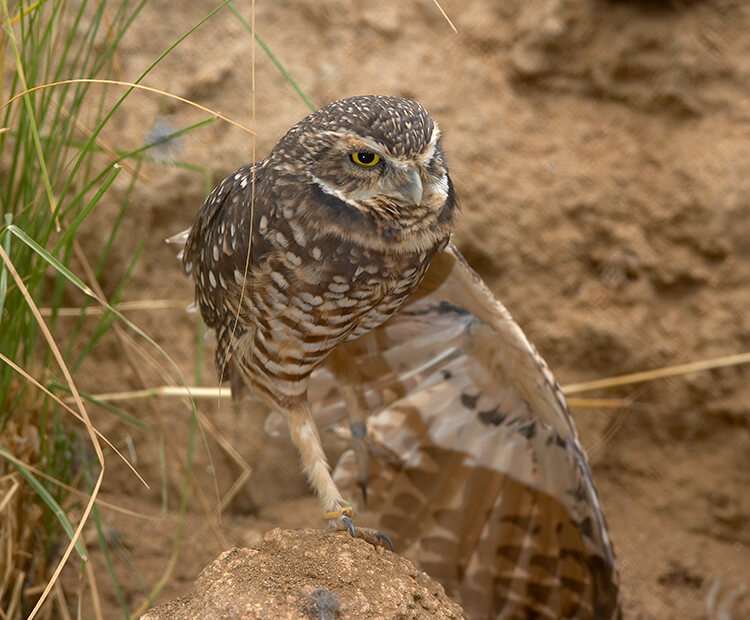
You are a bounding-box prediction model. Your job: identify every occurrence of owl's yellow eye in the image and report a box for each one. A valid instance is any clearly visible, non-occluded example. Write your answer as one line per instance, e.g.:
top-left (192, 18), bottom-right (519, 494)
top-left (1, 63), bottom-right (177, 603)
top-left (350, 151), bottom-right (380, 168)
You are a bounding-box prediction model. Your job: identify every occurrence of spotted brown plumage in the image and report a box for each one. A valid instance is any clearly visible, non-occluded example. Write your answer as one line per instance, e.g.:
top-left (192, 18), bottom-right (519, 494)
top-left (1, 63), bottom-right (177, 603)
top-left (175, 96), bottom-right (456, 524)
top-left (171, 95), bottom-right (621, 618)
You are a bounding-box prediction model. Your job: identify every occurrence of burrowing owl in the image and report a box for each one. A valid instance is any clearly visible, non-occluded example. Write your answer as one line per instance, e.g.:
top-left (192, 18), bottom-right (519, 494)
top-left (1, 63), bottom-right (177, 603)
top-left (171, 96), bottom-right (620, 618)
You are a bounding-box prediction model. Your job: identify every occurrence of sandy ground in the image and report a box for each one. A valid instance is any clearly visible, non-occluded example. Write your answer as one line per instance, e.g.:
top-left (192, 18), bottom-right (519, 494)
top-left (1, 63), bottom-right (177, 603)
top-left (53, 0), bottom-right (750, 617)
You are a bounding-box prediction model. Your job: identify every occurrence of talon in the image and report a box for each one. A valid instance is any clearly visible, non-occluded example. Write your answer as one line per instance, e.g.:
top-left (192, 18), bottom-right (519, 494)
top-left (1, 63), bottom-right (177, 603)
top-left (325, 514), bottom-right (394, 550)
top-left (323, 504), bottom-right (354, 520)
top-left (375, 530), bottom-right (394, 551)
top-left (358, 478), bottom-right (368, 505)
top-left (340, 515), bottom-right (356, 538)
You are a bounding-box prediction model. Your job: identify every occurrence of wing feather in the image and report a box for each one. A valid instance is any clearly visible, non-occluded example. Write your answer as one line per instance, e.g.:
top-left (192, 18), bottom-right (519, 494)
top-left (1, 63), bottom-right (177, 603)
top-left (320, 243), bottom-right (620, 619)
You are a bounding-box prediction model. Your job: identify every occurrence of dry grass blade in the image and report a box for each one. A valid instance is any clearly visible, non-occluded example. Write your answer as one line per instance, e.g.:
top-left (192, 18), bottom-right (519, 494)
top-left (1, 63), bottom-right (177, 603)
top-left (0, 246), bottom-right (104, 620)
top-left (81, 385), bottom-right (231, 402)
top-left (64, 243), bottom-right (234, 612)
top-left (567, 397), bottom-right (632, 409)
top-left (52, 581), bottom-right (72, 620)
top-left (0, 478), bottom-right (19, 513)
top-left (194, 409), bottom-right (252, 516)
top-left (432, 0), bottom-right (458, 33)
top-left (6, 572), bottom-right (25, 620)
top-left (79, 351), bottom-right (750, 405)
top-left (83, 560), bottom-right (103, 620)
top-left (0, 352), bottom-right (147, 488)
top-left (39, 299), bottom-right (189, 316)
top-left (0, 448), bottom-right (152, 521)
top-left (104, 313), bottom-right (250, 531)
top-left (563, 351), bottom-right (750, 395)
top-left (1, 79), bottom-right (256, 136)
top-left (8, 0), bottom-right (44, 25)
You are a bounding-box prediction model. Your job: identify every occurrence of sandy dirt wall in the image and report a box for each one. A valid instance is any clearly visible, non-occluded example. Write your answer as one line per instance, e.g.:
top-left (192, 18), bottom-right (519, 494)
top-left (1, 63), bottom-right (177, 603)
top-left (59, 1), bottom-right (750, 618)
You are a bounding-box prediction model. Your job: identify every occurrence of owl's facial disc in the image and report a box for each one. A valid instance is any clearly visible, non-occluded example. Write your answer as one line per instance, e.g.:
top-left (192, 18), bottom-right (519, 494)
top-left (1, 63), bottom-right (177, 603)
top-left (339, 159), bottom-right (425, 207)
top-left (348, 150), bottom-right (422, 204)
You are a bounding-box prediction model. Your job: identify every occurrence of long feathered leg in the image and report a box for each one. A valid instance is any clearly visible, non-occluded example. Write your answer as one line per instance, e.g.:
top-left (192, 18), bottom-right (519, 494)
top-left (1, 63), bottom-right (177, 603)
top-left (285, 400), bottom-right (350, 519)
top-left (286, 399), bottom-right (391, 548)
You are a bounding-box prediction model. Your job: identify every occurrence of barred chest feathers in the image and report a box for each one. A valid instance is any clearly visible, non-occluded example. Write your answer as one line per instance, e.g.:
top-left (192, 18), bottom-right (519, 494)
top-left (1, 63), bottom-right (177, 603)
top-left (240, 204), bottom-right (452, 406)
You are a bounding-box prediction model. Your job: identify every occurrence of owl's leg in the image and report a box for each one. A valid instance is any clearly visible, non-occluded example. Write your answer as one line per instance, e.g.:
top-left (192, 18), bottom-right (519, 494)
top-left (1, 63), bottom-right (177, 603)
top-left (286, 400), bottom-right (392, 550)
top-left (286, 400), bottom-right (351, 518)
top-left (327, 348), bottom-right (371, 502)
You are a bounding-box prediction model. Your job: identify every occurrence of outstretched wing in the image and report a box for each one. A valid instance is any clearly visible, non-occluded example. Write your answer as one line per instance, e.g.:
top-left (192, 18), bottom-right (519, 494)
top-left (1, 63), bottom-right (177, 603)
top-left (309, 244), bottom-right (621, 619)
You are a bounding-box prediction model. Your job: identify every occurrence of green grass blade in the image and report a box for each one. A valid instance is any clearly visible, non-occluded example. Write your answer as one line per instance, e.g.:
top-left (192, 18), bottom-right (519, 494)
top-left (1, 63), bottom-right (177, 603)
top-left (0, 0), bottom-right (59, 220)
top-left (53, 166), bottom-right (122, 254)
top-left (91, 504), bottom-right (131, 619)
top-left (54, 0), bottom-right (230, 211)
top-left (71, 236), bottom-right (146, 372)
top-left (4, 224), bottom-right (197, 417)
top-left (228, 3), bottom-right (316, 111)
top-left (0, 214), bottom-right (11, 322)
top-left (47, 384), bottom-right (150, 430)
top-left (0, 445), bottom-right (87, 560)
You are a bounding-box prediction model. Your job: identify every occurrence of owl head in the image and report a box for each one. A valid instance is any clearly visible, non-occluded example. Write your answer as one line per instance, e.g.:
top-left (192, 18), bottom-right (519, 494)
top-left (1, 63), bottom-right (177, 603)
top-left (269, 95), bottom-right (457, 251)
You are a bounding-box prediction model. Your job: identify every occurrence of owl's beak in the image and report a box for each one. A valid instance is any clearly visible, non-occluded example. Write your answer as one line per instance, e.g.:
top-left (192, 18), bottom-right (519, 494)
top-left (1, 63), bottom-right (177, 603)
top-left (397, 168), bottom-right (423, 206)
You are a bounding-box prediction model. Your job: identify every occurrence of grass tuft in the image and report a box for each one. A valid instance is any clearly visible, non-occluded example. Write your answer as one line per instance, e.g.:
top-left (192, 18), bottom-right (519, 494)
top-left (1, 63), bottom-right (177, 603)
top-left (1, 0), bottom-right (316, 616)
top-left (0, 0), bottom-right (203, 616)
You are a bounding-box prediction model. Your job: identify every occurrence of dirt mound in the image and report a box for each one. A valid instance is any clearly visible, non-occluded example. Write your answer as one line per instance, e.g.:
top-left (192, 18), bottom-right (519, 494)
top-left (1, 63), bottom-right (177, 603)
top-left (142, 528), bottom-right (464, 620)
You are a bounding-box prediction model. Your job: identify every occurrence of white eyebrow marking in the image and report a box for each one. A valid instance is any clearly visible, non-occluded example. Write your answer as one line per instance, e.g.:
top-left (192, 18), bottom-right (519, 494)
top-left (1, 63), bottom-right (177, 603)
top-left (422, 121), bottom-right (441, 164)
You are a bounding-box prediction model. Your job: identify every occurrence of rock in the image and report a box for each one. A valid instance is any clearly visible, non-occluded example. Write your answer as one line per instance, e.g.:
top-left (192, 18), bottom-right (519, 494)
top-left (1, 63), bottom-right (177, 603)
top-left (142, 528), bottom-right (465, 620)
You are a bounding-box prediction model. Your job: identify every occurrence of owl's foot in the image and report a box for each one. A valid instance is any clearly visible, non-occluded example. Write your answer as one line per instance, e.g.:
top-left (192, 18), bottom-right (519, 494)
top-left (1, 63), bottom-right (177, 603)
top-left (323, 504), bottom-right (354, 520)
top-left (325, 510), bottom-right (393, 550)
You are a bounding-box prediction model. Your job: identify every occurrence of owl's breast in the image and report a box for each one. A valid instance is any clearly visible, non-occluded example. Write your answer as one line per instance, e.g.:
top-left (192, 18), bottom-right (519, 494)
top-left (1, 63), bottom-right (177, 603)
top-left (238, 236), bottom-right (439, 398)
top-left (345, 243), bottom-right (440, 338)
